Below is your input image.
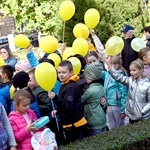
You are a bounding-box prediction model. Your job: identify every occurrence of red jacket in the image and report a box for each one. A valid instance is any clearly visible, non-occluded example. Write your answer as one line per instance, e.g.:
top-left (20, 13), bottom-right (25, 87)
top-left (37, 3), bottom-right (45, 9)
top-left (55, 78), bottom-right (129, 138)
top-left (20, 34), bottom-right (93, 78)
top-left (8, 109), bottom-right (38, 150)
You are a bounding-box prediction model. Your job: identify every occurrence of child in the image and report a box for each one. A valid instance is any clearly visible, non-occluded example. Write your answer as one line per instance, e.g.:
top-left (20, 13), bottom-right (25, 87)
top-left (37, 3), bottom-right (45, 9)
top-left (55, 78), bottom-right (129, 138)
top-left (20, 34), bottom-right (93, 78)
top-left (0, 65), bottom-right (14, 113)
top-left (107, 58), bottom-right (150, 124)
top-left (0, 102), bottom-right (16, 150)
top-left (82, 62), bottom-right (106, 136)
top-left (86, 51), bottom-right (105, 86)
top-left (28, 69), bottom-right (52, 117)
top-left (12, 71), bottom-right (41, 118)
top-left (48, 60), bottom-right (87, 145)
top-left (0, 65), bottom-right (14, 87)
top-left (8, 89), bottom-right (42, 150)
top-left (101, 56), bottom-right (128, 130)
top-left (86, 51), bottom-right (100, 64)
top-left (138, 47), bottom-right (150, 78)
top-left (15, 60), bottom-right (33, 73)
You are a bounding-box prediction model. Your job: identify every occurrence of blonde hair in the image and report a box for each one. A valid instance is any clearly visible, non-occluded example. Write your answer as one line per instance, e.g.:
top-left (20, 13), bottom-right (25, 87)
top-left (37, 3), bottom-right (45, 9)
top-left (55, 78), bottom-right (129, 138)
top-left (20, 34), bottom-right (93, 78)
top-left (130, 59), bottom-right (144, 70)
top-left (14, 89), bottom-right (32, 106)
top-left (110, 56), bottom-right (128, 76)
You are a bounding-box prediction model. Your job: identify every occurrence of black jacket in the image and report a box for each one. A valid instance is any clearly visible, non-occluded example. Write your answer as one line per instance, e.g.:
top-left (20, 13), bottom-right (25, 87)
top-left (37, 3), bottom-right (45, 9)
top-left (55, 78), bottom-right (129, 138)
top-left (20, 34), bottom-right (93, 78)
top-left (146, 38), bottom-right (150, 47)
top-left (32, 86), bottom-right (52, 116)
top-left (121, 36), bottom-right (138, 75)
top-left (53, 81), bottom-right (84, 125)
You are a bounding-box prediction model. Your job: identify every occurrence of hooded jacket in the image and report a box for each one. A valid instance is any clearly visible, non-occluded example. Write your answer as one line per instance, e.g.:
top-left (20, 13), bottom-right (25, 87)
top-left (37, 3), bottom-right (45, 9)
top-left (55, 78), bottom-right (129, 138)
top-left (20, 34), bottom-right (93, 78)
top-left (109, 68), bottom-right (150, 121)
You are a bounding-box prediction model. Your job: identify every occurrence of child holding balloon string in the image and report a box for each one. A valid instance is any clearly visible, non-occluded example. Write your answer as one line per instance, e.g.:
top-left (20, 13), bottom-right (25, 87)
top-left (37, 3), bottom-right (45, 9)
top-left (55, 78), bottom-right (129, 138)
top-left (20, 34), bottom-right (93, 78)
top-left (48, 60), bottom-right (87, 145)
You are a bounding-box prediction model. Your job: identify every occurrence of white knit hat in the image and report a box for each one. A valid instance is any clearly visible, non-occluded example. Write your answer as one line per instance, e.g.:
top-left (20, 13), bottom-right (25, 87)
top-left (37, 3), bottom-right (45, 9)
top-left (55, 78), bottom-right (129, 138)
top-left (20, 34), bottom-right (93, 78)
top-left (15, 60), bottom-right (33, 73)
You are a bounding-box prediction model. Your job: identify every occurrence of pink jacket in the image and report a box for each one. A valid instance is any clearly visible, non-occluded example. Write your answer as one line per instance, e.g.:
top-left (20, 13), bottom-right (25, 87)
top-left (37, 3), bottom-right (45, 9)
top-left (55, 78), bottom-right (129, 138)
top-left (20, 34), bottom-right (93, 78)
top-left (8, 109), bottom-right (38, 150)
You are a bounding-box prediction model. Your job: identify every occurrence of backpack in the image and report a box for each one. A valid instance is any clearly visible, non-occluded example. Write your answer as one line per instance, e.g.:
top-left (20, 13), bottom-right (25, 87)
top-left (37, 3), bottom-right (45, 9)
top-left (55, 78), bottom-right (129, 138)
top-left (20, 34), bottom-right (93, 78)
top-left (0, 104), bottom-right (8, 148)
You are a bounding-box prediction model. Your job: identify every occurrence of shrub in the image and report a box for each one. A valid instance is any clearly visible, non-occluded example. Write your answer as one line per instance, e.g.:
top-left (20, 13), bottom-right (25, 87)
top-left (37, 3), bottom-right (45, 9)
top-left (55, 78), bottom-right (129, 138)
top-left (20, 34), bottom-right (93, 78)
top-left (59, 120), bottom-right (150, 150)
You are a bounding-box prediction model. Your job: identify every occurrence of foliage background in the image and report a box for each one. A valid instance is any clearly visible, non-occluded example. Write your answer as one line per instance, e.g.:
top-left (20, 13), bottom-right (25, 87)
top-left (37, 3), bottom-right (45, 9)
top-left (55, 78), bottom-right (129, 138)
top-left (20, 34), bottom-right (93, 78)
top-left (0, 0), bottom-right (149, 46)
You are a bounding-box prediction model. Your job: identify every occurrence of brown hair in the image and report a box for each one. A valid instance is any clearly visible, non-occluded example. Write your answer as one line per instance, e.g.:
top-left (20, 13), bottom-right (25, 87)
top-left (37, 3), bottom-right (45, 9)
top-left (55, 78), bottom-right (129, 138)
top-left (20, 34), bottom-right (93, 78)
top-left (0, 45), bottom-right (16, 58)
top-left (14, 89), bottom-right (32, 105)
top-left (138, 47), bottom-right (150, 61)
top-left (59, 60), bottom-right (73, 72)
top-left (87, 51), bottom-right (99, 59)
top-left (110, 56), bottom-right (128, 76)
top-left (130, 59), bottom-right (144, 70)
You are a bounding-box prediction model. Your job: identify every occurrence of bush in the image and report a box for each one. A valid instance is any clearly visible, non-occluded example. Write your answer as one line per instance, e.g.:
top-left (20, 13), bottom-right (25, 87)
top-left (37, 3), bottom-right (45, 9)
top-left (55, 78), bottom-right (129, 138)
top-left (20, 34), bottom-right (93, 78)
top-left (59, 120), bottom-right (150, 150)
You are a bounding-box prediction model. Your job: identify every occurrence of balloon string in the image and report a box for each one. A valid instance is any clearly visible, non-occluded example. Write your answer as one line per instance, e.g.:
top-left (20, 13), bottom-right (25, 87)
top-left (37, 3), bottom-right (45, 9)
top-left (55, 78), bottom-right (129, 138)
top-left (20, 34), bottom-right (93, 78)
top-left (63, 21), bottom-right (65, 43)
top-left (50, 98), bottom-right (60, 131)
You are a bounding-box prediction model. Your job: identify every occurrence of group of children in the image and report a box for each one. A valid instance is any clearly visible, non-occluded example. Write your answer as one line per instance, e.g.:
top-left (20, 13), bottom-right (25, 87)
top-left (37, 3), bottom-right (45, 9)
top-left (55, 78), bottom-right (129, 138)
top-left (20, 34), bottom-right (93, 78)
top-left (0, 32), bottom-right (150, 149)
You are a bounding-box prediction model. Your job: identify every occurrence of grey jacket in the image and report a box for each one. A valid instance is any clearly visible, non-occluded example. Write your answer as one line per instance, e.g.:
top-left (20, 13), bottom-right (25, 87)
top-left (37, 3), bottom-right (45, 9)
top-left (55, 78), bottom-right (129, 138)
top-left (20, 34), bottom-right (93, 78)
top-left (109, 68), bottom-right (150, 120)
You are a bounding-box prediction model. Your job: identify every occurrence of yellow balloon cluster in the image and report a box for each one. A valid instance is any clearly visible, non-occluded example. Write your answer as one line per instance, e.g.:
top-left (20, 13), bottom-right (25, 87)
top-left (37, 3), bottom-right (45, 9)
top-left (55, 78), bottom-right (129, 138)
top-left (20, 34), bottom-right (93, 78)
top-left (14, 34), bottom-right (30, 48)
top-left (0, 56), bottom-right (5, 67)
top-left (35, 63), bottom-right (57, 91)
top-left (62, 47), bottom-right (74, 60)
top-left (68, 57), bottom-right (81, 75)
top-left (84, 8), bottom-right (100, 29)
top-left (39, 36), bottom-right (58, 54)
top-left (72, 38), bottom-right (88, 57)
top-left (59, 0), bottom-right (75, 21)
top-left (73, 23), bottom-right (89, 39)
top-left (105, 36), bottom-right (124, 56)
top-left (47, 53), bottom-right (61, 69)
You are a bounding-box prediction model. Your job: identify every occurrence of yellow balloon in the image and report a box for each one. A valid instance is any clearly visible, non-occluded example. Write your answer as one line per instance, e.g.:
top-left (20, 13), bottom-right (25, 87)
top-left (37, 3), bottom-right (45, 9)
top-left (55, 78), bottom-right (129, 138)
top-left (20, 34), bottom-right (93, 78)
top-left (39, 36), bottom-right (58, 54)
top-left (14, 34), bottom-right (30, 48)
top-left (105, 36), bottom-right (124, 56)
top-left (0, 56), bottom-right (5, 67)
top-left (68, 57), bottom-right (81, 75)
top-left (47, 53), bottom-right (61, 69)
top-left (10, 85), bottom-right (15, 99)
top-left (73, 23), bottom-right (89, 39)
top-left (59, 0), bottom-right (75, 21)
top-left (72, 38), bottom-right (88, 57)
top-left (62, 47), bottom-right (74, 60)
top-left (84, 8), bottom-right (100, 29)
top-left (35, 63), bottom-right (57, 91)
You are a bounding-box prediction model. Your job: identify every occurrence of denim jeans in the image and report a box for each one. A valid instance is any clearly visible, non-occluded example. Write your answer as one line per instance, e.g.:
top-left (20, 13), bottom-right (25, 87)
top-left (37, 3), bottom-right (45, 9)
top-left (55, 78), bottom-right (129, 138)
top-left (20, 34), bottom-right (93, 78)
top-left (87, 126), bottom-right (106, 136)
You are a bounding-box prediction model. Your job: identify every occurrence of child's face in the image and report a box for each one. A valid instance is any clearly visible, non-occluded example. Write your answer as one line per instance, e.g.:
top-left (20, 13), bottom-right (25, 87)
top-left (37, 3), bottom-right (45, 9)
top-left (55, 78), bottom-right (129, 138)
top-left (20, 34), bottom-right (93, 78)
top-left (130, 64), bottom-right (143, 79)
top-left (28, 73), bottom-right (38, 90)
top-left (15, 98), bottom-right (30, 114)
top-left (85, 77), bottom-right (92, 83)
top-left (146, 51), bottom-right (150, 64)
top-left (87, 56), bottom-right (99, 64)
top-left (0, 68), bottom-right (6, 82)
top-left (57, 66), bottom-right (73, 82)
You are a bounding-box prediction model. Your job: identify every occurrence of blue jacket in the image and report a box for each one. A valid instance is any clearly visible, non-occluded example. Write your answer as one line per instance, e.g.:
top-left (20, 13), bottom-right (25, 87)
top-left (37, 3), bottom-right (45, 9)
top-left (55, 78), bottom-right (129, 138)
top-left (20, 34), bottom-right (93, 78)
top-left (101, 70), bottom-right (128, 114)
top-left (5, 58), bottom-right (17, 70)
top-left (0, 85), bottom-right (11, 114)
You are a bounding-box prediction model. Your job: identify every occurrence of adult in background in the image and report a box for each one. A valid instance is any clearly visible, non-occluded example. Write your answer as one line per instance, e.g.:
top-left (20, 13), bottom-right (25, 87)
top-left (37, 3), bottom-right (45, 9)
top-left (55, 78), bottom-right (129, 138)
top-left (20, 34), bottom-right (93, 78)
top-left (121, 25), bottom-right (138, 75)
top-left (0, 45), bottom-right (17, 70)
top-left (143, 26), bottom-right (150, 47)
